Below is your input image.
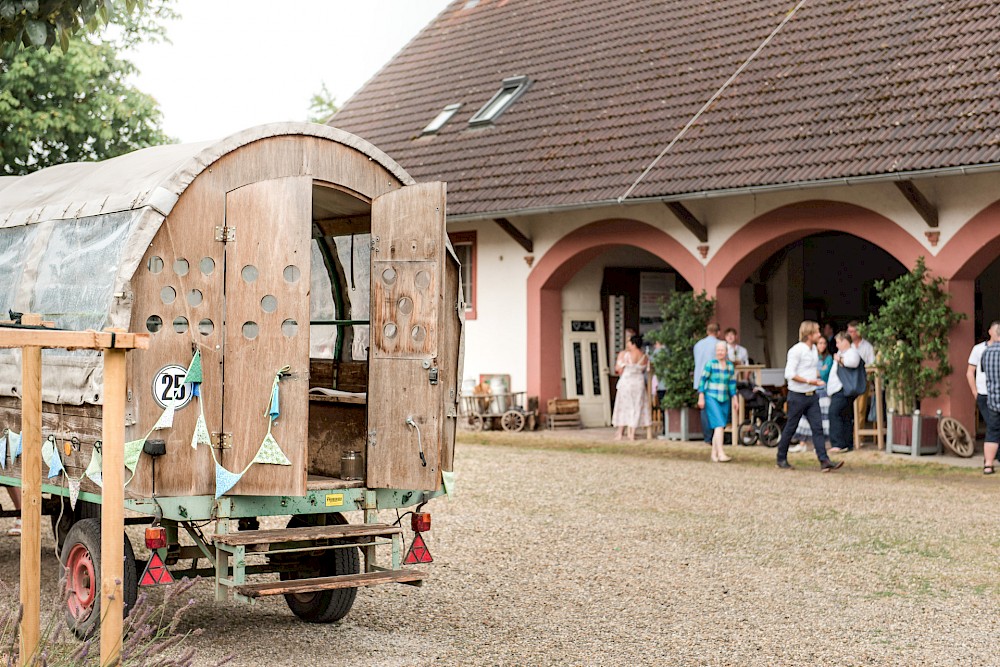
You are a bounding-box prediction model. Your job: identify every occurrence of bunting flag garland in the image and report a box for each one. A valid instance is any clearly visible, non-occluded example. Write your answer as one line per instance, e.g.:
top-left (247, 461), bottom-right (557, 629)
top-left (0, 434), bottom-right (6, 470)
top-left (191, 412), bottom-right (211, 449)
top-left (153, 400), bottom-right (175, 430)
top-left (214, 462), bottom-right (243, 499)
top-left (41, 438), bottom-right (54, 470)
top-left (183, 350), bottom-right (203, 384)
top-left (10, 431), bottom-right (21, 460)
top-left (124, 439), bottom-right (145, 473)
top-left (253, 432), bottom-right (291, 466)
top-left (67, 477), bottom-right (81, 510)
top-left (442, 469), bottom-right (456, 497)
top-left (269, 379), bottom-right (280, 419)
top-left (47, 445), bottom-right (64, 479)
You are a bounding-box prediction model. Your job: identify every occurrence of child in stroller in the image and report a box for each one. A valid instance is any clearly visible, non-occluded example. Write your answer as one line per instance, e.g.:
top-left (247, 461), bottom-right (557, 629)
top-left (737, 382), bottom-right (787, 447)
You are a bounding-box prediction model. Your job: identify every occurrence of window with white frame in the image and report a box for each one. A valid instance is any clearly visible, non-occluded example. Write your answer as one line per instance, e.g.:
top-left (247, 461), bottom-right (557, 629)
top-left (468, 76), bottom-right (531, 125)
top-left (450, 231), bottom-right (476, 319)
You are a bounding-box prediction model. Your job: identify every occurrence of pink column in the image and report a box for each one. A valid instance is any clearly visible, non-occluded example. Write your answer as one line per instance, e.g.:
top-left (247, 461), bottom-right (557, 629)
top-left (923, 279), bottom-right (975, 429)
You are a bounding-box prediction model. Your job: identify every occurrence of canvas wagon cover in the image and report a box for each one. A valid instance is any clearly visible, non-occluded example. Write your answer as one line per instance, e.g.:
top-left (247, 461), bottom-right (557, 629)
top-left (0, 123), bottom-right (413, 404)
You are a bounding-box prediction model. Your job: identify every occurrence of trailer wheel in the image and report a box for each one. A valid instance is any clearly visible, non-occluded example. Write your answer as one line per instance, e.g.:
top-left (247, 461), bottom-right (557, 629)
top-left (279, 513), bottom-right (360, 623)
top-left (60, 518), bottom-right (138, 639)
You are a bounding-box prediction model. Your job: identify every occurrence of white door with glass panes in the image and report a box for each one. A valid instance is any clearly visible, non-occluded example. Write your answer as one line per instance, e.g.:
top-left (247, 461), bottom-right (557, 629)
top-left (562, 311), bottom-right (611, 427)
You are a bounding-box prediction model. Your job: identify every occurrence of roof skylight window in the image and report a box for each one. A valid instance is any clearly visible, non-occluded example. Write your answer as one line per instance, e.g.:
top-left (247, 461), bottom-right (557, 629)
top-left (421, 103), bottom-right (462, 135)
top-left (468, 76), bottom-right (531, 126)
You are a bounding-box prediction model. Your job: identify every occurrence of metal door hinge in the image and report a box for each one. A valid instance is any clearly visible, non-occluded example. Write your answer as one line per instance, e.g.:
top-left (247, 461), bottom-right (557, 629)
top-left (368, 429), bottom-right (377, 448)
top-left (370, 235), bottom-right (380, 254)
top-left (446, 405), bottom-right (457, 418)
top-left (215, 226), bottom-right (236, 243)
top-left (212, 432), bottom-right (232, 449)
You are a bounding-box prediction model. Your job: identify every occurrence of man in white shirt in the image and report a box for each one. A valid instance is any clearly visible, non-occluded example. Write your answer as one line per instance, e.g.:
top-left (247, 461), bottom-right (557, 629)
top-left (693, 323), bottom-right (721, 443)
top-left (776, 320), bottom-right (844, 472)
top-left (847, 320), bottom-right (875, 365)
top-left (828, 331), bottom-right (862, 453)
top-left (968, 321), bottom-right (1000, 444)
top-left (724, 327), bottom-right (749, 366)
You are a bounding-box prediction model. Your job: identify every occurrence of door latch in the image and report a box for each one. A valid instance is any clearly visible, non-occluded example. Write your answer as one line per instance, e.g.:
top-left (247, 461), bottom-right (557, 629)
top-left (428, 367), bottom-right (439, 385)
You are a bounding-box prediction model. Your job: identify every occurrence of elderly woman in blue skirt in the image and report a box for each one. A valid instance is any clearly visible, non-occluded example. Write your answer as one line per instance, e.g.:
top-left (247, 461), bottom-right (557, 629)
top-left (697, 341), bottom-right (739, 462)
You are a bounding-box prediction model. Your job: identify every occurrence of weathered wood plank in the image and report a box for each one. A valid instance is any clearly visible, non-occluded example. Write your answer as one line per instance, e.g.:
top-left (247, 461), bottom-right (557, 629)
top-left (214, 522), bottom-right (401, 546)
top-left (234, 569), bottom-right (425, 597)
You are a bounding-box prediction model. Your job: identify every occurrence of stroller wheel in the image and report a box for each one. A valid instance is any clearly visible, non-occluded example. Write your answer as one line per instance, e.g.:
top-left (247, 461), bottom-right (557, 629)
top-left (738, 421), bottom-right (758, 446)
top-left (760, 420), bottom-right (782, 447)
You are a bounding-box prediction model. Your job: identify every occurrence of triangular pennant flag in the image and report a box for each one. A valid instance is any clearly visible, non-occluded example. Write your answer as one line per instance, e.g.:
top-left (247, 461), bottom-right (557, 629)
top-left (269, 381), bottom-right (280, 419)
top-left (123, 439), bottom-right (144, 472)
top-left (140, 551), bottom-right (175, 586)
top-left (191, 412), bottom-right (211, 449)
top-left (47, 446), bottom-right (64, 478)
top-left (85, 448), bottom-right (103, 487)
top-left (10, 432), bottom-right (21, 460)
top-left (441, 470), bottom-right (456, 497)
top-left (0, 435), bottom-right (6, 471)
top-left (403, 533), bottom-right (433, 564)
top-left (215, 462), bottom-right (242, 498)
top-left (191, 383), bottom-right (201, 397)
top-left (41, 439), bottom-right (54, 466)
top-left (153, 401), bottom-right (175, 430)
top-left (253, 431), bottom-right (291, 466)
top-left (183, 350), bottom-right (203, 384)
top-left (67, 477), bottom-right (81, 510)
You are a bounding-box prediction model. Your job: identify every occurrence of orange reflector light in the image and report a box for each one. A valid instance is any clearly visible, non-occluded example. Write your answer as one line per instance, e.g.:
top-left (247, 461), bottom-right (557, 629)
top-left (411, 512), bottom-right (431, 533)
top-left (145, 526), bottom-right (167, 550)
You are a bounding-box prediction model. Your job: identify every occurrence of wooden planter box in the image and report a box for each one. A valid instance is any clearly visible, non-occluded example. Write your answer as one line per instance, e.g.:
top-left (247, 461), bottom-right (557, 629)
top-left (547, 398), bottom-right (580, 414)
top-left (663, 407), bottom-right (703, 441)
top-left (886, 411), bottom-right (941, 456)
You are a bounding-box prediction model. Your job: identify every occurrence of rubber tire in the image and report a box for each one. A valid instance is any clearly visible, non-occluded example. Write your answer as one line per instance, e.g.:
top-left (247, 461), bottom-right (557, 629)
top-left (738, 421), bottom-right (758, 446)
top-left (52, 498), bottom-right (103, 552)
top-left (279, 513), bottom-right (360, 623)
top-left (760, 420), bottom-right (782, 448)
top-left (60, 518), bottom-right (138, 640)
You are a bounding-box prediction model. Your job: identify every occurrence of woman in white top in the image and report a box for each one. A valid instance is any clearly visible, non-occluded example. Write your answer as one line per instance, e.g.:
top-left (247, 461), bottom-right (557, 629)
top-left (612, 335), bottom-right (651, 441)
top-left (828, 332), bottom-right (862, 453)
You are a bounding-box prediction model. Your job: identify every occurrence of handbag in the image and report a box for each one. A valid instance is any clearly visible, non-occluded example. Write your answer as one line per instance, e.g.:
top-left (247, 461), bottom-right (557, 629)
top-left (839, 358), bottom-right (867, 398)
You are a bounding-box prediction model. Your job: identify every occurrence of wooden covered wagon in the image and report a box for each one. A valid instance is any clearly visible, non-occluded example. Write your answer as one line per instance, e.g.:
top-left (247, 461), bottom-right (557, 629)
top-left (0, 123), bottom-right (463, 633)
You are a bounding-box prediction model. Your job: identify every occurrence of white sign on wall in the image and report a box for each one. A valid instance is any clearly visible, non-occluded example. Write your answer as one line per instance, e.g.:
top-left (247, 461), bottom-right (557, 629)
top-left (152, 364), bottom-right (193, 409)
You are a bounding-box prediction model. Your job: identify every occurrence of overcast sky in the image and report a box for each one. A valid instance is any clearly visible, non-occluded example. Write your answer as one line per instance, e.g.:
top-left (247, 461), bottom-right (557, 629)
top-left (126, 0), bottom-right (451, 144)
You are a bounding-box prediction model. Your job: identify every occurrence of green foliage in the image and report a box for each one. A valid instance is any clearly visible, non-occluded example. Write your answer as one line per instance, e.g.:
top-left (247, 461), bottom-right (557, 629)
top-left (0, 0), bottom-right (152, 52)
top-left (648, 290), bottom-right (716, 409)
top-left (864, 257), bottom-right (965, 414)
top-left (307, 81), bottom-right (338, 124)
top-left (0, 2), bottom-right (174, 175)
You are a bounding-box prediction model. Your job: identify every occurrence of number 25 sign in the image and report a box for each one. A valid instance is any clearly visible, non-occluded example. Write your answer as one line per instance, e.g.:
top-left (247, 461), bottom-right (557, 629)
top-left (152, 364), bottom-right (194, 409)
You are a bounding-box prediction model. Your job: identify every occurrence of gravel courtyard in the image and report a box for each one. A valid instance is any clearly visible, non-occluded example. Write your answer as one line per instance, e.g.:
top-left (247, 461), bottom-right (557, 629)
top-left (2, 433), bottom-right (997, 666)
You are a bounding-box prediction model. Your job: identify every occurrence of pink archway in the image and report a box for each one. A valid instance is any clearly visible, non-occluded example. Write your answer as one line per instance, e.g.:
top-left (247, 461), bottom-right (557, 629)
top-left (704, 200), bottom-right (926, 330)
top-left (527, 219), bottom-right (704, 409)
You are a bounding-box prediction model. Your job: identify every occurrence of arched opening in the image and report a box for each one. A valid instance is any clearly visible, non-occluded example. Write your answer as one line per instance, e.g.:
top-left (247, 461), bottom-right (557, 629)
top-left (527, 219), bottom-right (703, 423)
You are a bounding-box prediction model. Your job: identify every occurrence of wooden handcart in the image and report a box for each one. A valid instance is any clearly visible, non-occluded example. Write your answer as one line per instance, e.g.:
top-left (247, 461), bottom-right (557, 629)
top-left (461, 391), bottom-right (537, 432)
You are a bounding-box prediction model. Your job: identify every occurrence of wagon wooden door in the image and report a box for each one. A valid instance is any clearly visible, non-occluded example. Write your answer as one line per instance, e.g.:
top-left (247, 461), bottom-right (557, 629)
top-left (221, 177), bottom-right (311, 496)
top-left (368, 182), bottom-right (447, 491)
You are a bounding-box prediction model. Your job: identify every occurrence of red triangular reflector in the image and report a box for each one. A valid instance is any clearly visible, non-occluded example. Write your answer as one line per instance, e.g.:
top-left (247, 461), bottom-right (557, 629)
top-left (403, 532), bottom-right (433, 564)
top-left (140, 552), bottom-right (175, 586)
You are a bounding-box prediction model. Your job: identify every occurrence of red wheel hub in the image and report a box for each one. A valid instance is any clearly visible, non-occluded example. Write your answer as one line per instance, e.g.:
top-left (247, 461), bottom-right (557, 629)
top-left (64, 543), bottom-right (96, 620)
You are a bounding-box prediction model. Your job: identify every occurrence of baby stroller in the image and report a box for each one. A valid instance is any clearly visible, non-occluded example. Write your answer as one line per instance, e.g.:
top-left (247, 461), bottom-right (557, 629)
top-left (737, 382), bottom-right (787, 447)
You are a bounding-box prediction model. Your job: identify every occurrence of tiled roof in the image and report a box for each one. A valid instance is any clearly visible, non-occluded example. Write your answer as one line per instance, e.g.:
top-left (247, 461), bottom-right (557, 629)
top-left (331, 0), bottom-right (1000, 217)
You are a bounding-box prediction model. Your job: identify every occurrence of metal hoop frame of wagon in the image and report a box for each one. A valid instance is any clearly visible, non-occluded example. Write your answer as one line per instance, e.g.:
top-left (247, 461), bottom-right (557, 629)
top-left (0, 123), bottom-right (463, 640)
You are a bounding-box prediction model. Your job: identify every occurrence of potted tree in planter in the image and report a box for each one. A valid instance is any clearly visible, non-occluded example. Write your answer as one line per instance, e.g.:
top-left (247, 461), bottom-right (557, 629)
top-left (865, 257), bottom-right (966, 455)
top-left (649, 290), bottom-right (715, 440)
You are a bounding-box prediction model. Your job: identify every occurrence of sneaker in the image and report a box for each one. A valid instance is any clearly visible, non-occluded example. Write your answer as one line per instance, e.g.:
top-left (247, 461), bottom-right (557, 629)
top-left (7, 519), bottom-right (20, 536)
top-left (788, 443), bottom-right (807, 454)
top-left (821, 460), bottom-right (845, 473)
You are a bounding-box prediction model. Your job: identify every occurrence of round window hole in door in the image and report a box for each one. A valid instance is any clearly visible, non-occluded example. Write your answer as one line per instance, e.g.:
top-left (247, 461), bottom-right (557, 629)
top-left (174, 258), bottom-right (190, 276)
top-left (188, 289), bottom-right (203, 307)
top-left (261, 295), bottom-right (278, 313)
top-left (198, 319), bottom-right (214, 336)
top-left (146, 315), bottom-right (163, 333)
top-left (415, 270), bottom-right (431, 290)
top-left (242, 265), bottom-right (259, 283)
top-left (160, 286), bottom-right (176, 304)
top-left (397, 296), bottom-right (413, 315)
top-left (242, 322), bottom-right (259, 339)
top-left (148, 256), bottom-right (164, 274)
top-left (381, 267), bottom-right (397, 285)
top-left (199, 257), bottom-right (215, 275)
top-left (383, 322), bottom-right (398, 339)
top-left (281, 319), bottom-right (298, 337)
top-left (173, 316), bottom-right (189, 334)
top-left (283, 265), bottom-right (300, 283)
top-left (411, 325), bottom-right (426, 344)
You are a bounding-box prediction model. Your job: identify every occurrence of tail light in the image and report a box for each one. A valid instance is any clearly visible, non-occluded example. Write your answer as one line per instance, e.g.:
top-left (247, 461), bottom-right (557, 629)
top-left (145, 526), bottom-right (167, 550)
top-left (411, 512), bottom-right (431, 533)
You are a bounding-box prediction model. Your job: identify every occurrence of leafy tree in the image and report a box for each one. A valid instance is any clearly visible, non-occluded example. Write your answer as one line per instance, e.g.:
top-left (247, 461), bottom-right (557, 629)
top-left (307, 81), bottom-right (338, 124)
top-left (0, 0), bottom-right (148, 51)
top-left (864, 256), bottom-right (965, 414)
top-left (0, 1), bottom-right (174, 174)
top-left (649, 290), bottom-right (716, 409)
